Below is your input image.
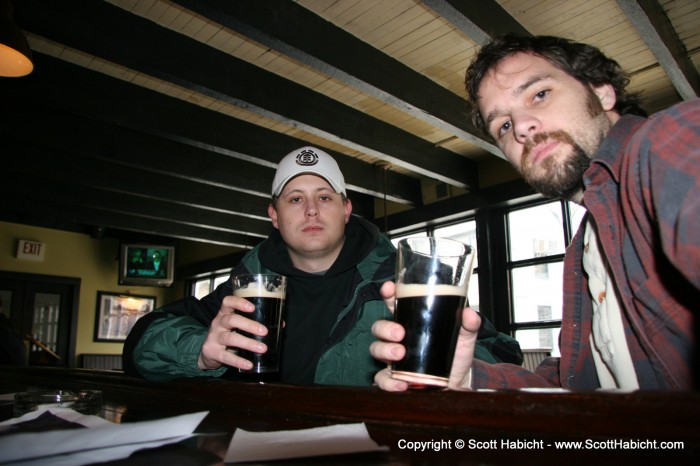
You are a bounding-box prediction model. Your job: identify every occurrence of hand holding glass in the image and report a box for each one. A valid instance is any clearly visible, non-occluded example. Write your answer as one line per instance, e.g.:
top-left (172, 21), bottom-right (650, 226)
top-left (232, 273), bottom-right (286, 374)
top-left (391, 237), bottom-right (474, 388)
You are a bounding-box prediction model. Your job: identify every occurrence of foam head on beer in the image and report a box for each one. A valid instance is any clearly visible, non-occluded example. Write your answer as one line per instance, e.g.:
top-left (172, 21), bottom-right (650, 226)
top-left (271, 146), bottom-right (346, 197)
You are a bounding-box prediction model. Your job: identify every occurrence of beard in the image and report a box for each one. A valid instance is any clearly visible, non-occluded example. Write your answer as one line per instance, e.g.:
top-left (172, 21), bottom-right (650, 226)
top-left (519, 89), bottom-right (610, 201)
top-left (520, 130), bottom-right (592, 201)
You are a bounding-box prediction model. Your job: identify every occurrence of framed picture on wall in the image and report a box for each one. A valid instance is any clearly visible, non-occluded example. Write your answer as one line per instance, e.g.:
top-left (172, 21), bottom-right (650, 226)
top-left (93, 291), bottom-right (156, 342)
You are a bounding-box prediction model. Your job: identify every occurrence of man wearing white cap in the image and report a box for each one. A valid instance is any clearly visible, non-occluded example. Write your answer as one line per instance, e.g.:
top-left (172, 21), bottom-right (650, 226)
top-left (124, 146), bottom-right (396, 385)
top-left (124, 146), bottom-right (521, 385)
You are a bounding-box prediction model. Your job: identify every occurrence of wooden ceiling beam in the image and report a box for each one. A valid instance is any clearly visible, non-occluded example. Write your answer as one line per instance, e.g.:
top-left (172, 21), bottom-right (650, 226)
top-left (616, 0), bottom-right (700, 99)
top-left (421, 0), bottom-right (530, 45)
top-left (0, 189), bottom-right (262, 248)
top-left (1, 170), bottom-right (273, 240)
top-left (0, 54), bottom-right (421, 205)
top-left (172, 0), bottom-right (499, 156)
top-left (14, 0), bottom-right (479, 190)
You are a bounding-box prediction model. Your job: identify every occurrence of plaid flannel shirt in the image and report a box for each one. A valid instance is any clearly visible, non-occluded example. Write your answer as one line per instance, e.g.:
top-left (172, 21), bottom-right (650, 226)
top-left (472, 99), bottom-right (700, 390)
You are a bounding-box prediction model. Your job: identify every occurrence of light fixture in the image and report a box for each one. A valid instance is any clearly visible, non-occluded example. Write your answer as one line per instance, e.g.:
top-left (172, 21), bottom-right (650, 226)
top-left (0, 0), bottom-right (33, 77)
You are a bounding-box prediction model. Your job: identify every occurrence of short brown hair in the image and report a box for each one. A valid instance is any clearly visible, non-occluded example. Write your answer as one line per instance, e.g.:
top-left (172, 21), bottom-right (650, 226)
top-left (465, 34), bottom-right (646, 142)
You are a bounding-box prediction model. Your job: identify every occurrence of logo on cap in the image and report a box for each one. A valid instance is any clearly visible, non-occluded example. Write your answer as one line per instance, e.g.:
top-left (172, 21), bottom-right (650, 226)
top-left (296, 149), bottom-right (319, 167)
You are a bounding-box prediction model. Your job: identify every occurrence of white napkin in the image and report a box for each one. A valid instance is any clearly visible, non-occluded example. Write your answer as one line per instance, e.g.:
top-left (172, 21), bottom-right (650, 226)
top-left (225, 422), bottom-right (388, 463)
top-left (0, 407), bottom-right (208, 465)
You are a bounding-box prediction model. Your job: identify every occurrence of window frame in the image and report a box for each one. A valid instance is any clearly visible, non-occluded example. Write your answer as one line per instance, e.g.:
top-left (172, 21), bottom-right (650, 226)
top-left (189, 271), bottom-right (232, 299)
top-left (505, 199), bottom-right (578, 331)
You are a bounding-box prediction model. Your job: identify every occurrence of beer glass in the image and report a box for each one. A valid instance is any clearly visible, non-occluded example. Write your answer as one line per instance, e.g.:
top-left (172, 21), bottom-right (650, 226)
top-left (391, 237), bottom-right (474, 388)
top-left (232, 273), bottom-right (287, 373)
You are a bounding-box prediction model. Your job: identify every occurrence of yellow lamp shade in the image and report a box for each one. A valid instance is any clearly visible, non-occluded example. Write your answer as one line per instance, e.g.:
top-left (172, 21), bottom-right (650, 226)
top-left (0, 41), bottom-right (33, 77)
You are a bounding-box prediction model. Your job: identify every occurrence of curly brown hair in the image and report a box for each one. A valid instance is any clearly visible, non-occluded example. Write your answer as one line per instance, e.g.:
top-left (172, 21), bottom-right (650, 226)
top-left (465, 34), bottom-right (646, 142)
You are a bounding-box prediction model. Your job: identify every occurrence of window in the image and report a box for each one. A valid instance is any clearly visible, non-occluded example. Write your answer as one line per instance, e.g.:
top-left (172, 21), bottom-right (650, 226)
top-left (191, 273), bottom-right (231, 299)
top-left (390, 230), bottom-right (427, 249)
top-left (507, 200), bottom-right (585, 356)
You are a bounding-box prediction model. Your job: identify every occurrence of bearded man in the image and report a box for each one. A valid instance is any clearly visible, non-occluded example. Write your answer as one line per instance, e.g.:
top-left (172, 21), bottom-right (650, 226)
top-left (371, 34), bottom-right (700, 391)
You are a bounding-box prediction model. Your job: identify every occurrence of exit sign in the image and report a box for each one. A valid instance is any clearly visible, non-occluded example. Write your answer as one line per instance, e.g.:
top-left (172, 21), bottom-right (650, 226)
top-left (17, 239), bottom-right (46, 261)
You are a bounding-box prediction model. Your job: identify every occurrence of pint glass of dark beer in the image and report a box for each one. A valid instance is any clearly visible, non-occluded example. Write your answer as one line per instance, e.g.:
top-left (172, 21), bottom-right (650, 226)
top-left (232, 273), bottom-right (287, 373)
top-left (391, 237), bottom-right (474, 388)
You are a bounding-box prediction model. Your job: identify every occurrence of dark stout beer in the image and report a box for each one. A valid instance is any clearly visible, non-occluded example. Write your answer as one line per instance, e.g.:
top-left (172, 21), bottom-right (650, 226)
top-left (234, 288), bottom-right (285, 373)
top-left (392, 283), bottom-right (466, 387)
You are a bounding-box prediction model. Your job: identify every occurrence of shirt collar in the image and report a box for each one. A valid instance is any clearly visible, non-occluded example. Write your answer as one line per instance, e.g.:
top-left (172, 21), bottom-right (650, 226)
top-left (584, 113), bottom-right (647, 186)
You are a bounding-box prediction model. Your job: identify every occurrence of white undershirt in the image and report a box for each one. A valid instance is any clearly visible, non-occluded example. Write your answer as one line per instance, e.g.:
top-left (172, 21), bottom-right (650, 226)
top-left (582, 219), bottom-right (639, 390)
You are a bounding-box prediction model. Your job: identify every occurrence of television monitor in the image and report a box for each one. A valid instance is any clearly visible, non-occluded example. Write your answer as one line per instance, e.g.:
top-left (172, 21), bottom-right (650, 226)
top-left (119, 243), bottom-right (175, 287)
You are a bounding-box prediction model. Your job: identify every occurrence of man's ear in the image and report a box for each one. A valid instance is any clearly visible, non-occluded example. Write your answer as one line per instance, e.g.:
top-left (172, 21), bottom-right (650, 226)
top-left (593, 83), bottom-right (617, 112)
top-left (344, 198), bottom-right (353, 224)
top-left (268, 203), bottom-right (279, 229)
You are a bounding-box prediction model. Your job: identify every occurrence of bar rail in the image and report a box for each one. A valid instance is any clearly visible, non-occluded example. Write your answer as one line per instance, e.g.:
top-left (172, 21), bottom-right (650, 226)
top-left (1, 366), bottom-right (698, 464)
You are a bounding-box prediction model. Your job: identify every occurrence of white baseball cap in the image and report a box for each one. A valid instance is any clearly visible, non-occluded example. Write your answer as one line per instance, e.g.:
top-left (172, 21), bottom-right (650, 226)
top-left (271, 146), bottom-right (347, 197)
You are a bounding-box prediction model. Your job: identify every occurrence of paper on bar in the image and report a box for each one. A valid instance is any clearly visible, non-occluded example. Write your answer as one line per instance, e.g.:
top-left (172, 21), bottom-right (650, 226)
top-left (0, 407), bottom-right (208, 465)
top-left (225, 422), bottom-right (388, 463)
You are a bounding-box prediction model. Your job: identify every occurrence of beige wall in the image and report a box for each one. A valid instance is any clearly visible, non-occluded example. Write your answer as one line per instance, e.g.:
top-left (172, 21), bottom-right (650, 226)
top-left (0, 221), bottom-right (182, 358)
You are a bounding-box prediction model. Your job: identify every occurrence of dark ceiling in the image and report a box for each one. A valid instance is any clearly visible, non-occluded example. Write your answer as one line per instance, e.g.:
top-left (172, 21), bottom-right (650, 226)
top-left (1, 0), bottom-right (698, 249)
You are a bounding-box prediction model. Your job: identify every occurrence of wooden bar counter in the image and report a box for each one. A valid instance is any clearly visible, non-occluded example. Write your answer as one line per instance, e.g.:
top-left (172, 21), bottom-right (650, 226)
top-left (1, 365), bottom-right (698, 464)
